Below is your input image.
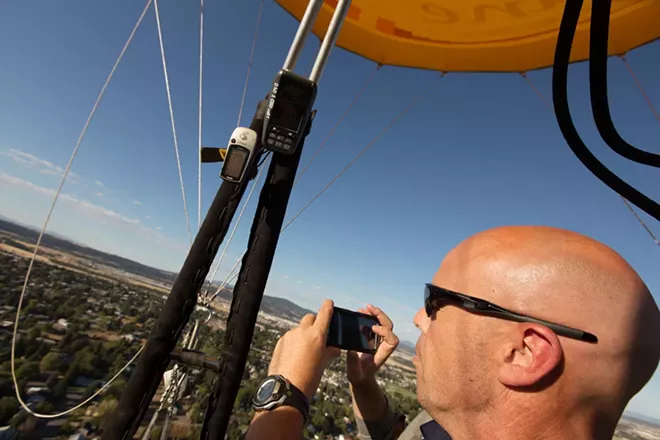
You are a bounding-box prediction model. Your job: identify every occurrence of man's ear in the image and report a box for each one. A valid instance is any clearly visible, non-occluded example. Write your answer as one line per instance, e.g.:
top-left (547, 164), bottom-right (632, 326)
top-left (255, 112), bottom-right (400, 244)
top-left (497, 323), bottom-right (563, 388)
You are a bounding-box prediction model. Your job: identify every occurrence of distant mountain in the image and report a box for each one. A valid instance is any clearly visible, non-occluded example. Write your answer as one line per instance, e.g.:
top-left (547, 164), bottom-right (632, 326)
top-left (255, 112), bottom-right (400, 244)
top-left (0, 217), bottom-right (415, 343)
top-left (210, 287), bottom-right (314, 322)
top-left (0, 217), bottom-right (177, 285)
top-left (398, 339), bottom-right (416, 356)
top-left (624, 411), bottom-right (660, 427)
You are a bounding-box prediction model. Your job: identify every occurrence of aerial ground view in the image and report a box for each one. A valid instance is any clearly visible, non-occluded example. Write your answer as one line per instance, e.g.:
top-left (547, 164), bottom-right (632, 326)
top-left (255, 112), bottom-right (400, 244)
top-left (1, 223), bottom-right (659, 439)
top-left (0, 220), bottom-right (422, 439)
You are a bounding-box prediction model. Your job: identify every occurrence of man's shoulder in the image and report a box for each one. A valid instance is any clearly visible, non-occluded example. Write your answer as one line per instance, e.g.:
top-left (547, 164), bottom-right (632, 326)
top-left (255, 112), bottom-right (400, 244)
top-left (398, 411), bottom-right (451, 440)
top-left (397, 410), bottom-right (433, 440)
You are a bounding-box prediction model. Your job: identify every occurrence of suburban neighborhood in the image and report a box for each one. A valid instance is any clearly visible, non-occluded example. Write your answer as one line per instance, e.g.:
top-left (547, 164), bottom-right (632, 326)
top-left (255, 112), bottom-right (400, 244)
top-left (0, 222), bottom-right (658, 439)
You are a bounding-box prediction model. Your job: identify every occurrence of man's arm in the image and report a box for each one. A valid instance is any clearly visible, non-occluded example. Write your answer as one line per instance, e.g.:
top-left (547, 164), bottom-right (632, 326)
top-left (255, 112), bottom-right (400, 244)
top-left (245, 300), bottom-right (340, 440)
top-left (351, 376), bottom-right (398, 440)
top-left (345, 305), bottom-right (401, 440)
top-left (245, 407), bottom-right (305, 440)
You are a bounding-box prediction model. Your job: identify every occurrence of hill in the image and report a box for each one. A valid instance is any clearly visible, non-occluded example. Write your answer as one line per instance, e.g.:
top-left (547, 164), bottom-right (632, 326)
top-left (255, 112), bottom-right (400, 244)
top-left (397, 340), bottom-right (416, 356)
top-left (0, 217), bottom-right (177, 285)
top-left (210, 286), bottom-right (314, 322)
top-left (0, 216), bottom-right (417, 348)
top-left (623, 411), bottom-right (660, 427)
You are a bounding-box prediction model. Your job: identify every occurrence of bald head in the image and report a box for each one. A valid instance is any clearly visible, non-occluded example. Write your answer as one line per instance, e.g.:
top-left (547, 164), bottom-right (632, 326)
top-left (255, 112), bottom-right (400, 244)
top-left (414, 226), bottom-right (660, 439)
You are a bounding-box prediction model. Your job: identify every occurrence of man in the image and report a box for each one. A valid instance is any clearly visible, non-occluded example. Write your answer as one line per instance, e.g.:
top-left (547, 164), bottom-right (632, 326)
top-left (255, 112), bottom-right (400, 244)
top-left (245, 226), bottom-right (660, 440)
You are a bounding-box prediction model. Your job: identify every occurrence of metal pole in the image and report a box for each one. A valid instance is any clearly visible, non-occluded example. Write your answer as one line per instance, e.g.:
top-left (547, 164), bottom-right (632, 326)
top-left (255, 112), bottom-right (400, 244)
top-left (282, 0), bottom-right (324, 71)
top-left (309, 0), bottom-right (351, 83)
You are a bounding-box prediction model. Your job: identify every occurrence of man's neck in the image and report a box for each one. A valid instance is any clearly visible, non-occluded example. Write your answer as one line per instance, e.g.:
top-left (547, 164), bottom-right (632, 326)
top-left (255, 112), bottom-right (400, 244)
top-left (430, 402), bottom-right (611, 440)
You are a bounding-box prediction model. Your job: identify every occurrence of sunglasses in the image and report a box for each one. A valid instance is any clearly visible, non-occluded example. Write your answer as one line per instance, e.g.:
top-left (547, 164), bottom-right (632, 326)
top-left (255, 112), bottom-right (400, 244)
top-left (424, 283), bottom-right (598, 343)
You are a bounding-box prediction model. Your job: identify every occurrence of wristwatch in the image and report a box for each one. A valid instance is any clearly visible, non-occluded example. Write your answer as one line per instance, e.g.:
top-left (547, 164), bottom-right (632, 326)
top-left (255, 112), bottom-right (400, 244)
top-left (251, 374), bottom-right (310, 423)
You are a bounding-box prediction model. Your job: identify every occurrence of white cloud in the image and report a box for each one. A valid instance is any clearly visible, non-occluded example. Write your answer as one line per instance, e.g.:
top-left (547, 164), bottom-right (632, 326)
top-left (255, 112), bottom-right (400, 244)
top-left (297, 280), bottom-right (303, 285)
top-left (283, 275), bottom-right (289, 279)
top-left (155, 226), bottom-right (162, 231)
top-left (94, 180), bottom-right (105, 188)
top-left (0, 172), bottom-right (179, 247)
top-left (132, 199), bottom-right (142, 205)
top-left (96, 192), bottom-right (103, 197)
top-left (39, 169), bottom-right (61, 176)
top-left (313, 285), bottom-right (321, 290)
top-left (145, 215), bottom-right (152, 220)
top-left (2, 148), bottom-right (78, 182)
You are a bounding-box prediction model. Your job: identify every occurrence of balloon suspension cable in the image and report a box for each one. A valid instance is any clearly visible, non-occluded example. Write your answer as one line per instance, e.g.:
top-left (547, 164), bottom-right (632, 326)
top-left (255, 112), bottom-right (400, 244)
top-left (155, 0), bottom-right (193, 245)
top-left (521, 71), bottom-right (660, 248)
top-left (141, 323), bottom-right (199, 440)
top-left (197, 0), bottom-right (205, 231)
top-left (620, 55), bottom-right (660, 125)
top-left (293, 64), bottom-right (382, 187)
top-left (237, 0), bottom-right (265, 127)
top-left (214, 72), bottom-right (444, 292)
top-left (9, 0), bottom-right (153, 420)
top-left (282, 72), bottom-right (444, 231)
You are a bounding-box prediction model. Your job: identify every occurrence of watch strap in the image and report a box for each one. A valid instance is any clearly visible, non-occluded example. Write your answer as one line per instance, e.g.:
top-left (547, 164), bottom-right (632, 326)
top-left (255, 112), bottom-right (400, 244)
top-left (281, 376), bottom-right (310, 423)
top-left (253, 375), bottom-right (310, 424)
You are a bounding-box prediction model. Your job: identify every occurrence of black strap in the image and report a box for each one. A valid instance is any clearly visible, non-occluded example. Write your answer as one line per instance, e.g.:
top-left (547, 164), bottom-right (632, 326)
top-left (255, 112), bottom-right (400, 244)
top-left (282, 377), bottom-right (310, 424)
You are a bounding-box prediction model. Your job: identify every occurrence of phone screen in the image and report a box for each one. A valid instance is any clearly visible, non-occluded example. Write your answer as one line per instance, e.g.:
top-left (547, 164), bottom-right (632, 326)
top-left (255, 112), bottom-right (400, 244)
top-left (327, 307), bottom-right (380, 354)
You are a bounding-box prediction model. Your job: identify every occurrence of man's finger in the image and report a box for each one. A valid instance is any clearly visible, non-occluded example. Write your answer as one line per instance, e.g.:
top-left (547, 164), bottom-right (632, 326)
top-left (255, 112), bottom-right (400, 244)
top-left (367, 304), bottom-right (393, 330)
top-left (372, 324), bottom-right (399, 346)
top-left (326, 346), bottom-right (341, 359)
top-left (373, 331), bottom-right (399, 367)
top-left (313, 299), bottom-right (334, 333)
top-left (300, 313), bottom-right (316, 327)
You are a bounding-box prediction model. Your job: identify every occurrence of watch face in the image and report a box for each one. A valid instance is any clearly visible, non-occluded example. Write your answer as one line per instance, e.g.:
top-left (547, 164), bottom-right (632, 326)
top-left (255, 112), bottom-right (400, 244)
top-left (256, 378), bottom-right (277, 403)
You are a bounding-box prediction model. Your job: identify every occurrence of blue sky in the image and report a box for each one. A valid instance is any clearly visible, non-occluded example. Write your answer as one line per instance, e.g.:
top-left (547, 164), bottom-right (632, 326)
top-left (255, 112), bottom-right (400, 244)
top-left (1, 0), bottom-right (659, 419)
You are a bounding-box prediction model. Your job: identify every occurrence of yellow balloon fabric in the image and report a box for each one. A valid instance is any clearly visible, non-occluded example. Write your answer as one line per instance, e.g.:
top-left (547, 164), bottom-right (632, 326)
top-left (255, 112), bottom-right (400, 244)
top-left (275, 0), bottom-right (660, 72)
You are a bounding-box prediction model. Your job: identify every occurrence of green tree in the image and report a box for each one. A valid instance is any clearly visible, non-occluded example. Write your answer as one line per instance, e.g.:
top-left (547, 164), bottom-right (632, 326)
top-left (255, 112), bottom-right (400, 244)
top-left (40, 352), bottom-right (60, 373)
top-left (60, 420), bottom-right (74, 435)
top-left (52, 380), bottom-right (67, 399)
top-left (9, 410), bottom-right (27, 428)
top-left (97, 397), bottom-right (118, 429)
top-left (36, 400), bottom-right (54, 414)
top-left (0, 378), bottom-right (13, 397)
top-left (27, 325), bottom-right (41, 340)
top-left (15, 361), bottom-right (40, 382)
top-left (0, 396), bottom-right (19, 425)
top-left (150, 426), bottom-right (163, 440)
top-left (234, 385), bottom-right (255, 411)
top-left (23, 299), bottom-right (39, 315)
top-left (105, 379), bottom-right (126, 399)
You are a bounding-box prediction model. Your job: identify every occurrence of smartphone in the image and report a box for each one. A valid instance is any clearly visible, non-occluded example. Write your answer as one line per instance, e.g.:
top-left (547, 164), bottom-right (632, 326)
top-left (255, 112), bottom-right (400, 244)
top-left (326, 306), bottom-right (382, 354)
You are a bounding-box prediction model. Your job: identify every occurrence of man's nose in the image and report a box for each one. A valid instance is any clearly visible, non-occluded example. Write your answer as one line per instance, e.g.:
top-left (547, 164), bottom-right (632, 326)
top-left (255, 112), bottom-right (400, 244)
top-left (413, 307), bottom-right (430, 334)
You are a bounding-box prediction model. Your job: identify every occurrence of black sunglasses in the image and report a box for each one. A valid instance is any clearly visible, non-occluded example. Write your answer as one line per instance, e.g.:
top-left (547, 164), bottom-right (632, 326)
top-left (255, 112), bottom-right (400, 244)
top-left (424, 283), bottom-right (598, 343)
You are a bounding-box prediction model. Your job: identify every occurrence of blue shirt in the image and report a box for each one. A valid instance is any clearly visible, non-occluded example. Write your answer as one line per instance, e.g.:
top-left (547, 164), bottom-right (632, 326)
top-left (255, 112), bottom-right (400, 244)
top-left (419, 420), bottom-right (452, 440)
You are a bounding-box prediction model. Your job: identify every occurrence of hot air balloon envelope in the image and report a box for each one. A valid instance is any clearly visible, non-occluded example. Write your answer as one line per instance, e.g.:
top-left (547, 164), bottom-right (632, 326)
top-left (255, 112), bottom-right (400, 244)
top-left (275, 0), bottom-right (660, 72)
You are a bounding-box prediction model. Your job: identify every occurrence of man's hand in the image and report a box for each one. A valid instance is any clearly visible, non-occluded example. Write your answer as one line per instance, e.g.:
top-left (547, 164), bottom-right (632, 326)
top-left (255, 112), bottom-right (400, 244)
top-left (267, 299), bottom-right (341, 400)
top-left (347, 304), bottom-right (399, 385)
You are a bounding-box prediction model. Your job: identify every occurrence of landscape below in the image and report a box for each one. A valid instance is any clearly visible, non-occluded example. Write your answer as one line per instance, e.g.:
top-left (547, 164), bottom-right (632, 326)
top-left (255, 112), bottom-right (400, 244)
top-left (0, 218), bottom-right (657, 439)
